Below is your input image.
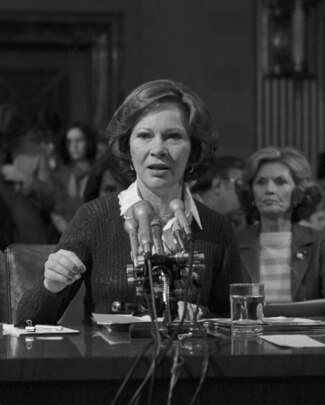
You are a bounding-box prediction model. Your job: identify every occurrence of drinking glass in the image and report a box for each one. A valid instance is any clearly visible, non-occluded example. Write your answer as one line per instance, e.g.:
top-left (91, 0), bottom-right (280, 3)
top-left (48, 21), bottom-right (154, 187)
top-left (230, 283), bottom-right (264, 337)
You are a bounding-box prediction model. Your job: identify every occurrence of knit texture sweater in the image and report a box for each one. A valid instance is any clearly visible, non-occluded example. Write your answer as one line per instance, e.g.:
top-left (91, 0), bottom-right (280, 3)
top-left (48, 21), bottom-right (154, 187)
top-left (16, 194), bottom-right (242, 324)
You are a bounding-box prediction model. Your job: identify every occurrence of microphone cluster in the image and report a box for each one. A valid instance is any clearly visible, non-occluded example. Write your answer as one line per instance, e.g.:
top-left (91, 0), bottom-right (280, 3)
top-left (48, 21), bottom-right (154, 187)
top-left (124, 199), bottom-right (205, 321)
top-left (124, 199), bottom-right (192, 266)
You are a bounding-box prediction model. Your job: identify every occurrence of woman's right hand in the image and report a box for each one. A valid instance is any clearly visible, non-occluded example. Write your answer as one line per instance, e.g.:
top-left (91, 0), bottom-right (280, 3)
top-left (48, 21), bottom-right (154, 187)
top-left (43, 249), bottom-right (86, 293)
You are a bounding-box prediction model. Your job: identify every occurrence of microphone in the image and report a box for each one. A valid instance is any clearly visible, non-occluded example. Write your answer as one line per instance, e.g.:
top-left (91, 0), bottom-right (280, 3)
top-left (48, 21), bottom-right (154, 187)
top-left (132, 200), bottom-right (156, 257)
top-left (124, 212), bottom-right (139, 267)
top-left (171, 219), bottom-right (186, 252)
top-left (151, 216), bottom-right (165, 255)
top-left (169, 199), bottom-right (193, 241)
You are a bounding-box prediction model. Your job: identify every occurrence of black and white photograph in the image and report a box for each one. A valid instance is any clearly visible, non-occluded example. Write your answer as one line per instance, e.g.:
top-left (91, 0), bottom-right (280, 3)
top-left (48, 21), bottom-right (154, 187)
top-left (0, 1), bottom-right (325, 404)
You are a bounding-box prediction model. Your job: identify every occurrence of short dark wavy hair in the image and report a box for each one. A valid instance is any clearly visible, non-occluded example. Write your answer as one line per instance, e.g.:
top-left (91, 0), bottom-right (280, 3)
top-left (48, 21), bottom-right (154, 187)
top-left (107, 79), bottom-right (218, 183)
top-left (59, 121), bottom-right (97, 165)
top-left (191, 155), bottom-right (245, 194)
top-left (236, 146), bottom-right (323, 224)
top-left (83, 154), bottom-right (130, 203)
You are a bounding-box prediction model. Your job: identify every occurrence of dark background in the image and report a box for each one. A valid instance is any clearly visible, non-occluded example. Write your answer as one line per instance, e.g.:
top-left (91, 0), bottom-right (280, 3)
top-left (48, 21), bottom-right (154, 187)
top-left (0, 0), bottom-right (324, 174)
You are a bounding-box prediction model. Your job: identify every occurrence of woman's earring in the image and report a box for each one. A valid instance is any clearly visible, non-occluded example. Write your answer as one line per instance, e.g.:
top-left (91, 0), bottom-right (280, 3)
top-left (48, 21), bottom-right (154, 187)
top-left (186, 166), bottom-right (194, 174)
top-left (130, 162), bottom-right (135, 172)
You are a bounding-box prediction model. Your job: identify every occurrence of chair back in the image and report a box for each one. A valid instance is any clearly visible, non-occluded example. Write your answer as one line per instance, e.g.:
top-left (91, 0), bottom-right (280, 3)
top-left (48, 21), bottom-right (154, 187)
top-left (3, 243), bottom-right (84, 324)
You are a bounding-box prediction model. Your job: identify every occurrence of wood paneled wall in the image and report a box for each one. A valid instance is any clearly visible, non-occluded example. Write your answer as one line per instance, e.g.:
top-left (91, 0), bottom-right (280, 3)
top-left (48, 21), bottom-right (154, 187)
top-left (256, 0), bottom-right (325, 177)
top-left (257, 77), bottom-right (324, 175)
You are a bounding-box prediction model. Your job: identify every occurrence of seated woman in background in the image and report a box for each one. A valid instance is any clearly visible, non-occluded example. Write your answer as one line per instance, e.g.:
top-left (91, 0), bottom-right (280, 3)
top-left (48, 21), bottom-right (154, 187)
top-left (51, 122), bottom-right (97, 234)
top-left (236, 146), bottom-right (325, 304)
top-left (83, 154), bottom-right (130, 203)
top-left (16, 79), bottom-right (242, 325)
top-left (299, 152), bottom-right (325, 231)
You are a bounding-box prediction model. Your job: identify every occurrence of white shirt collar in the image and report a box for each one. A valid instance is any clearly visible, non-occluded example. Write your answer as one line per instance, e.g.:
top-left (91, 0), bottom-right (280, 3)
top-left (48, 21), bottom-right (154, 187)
top-left (118, 180), bottom-right (202, 230)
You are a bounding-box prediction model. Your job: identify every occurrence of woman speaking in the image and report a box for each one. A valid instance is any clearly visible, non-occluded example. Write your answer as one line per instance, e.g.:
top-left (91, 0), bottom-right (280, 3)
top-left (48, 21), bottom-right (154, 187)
top-left (16, 79), bottom-right (241, 325)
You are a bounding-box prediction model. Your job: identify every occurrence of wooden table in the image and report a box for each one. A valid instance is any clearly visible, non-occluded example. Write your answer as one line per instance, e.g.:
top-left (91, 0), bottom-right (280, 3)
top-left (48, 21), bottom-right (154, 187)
top-left (1, 324), bottom-right (325, 405)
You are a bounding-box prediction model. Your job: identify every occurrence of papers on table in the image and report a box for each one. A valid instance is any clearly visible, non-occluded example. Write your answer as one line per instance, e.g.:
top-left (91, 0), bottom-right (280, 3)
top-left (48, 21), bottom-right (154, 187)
top-left (262, 335), bottom-right (325, 348)
top-left (92, 313), bottom-right (153, 326)
top-left (3, 324), bottom-right (80, 337)
top-left (204, 317), bottom-right (325, 334)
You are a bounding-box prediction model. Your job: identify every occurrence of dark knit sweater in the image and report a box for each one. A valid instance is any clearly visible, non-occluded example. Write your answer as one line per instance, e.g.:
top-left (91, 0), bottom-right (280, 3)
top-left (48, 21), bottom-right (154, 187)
top-left (16, 194), bottom-right (242, 324)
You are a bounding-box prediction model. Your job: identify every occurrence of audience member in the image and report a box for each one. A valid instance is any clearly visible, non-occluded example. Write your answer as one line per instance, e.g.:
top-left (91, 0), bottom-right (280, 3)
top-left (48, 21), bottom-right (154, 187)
top-left (299, 151), bottom-right (325, 231)
top-left (191, 155), bottom-right (245, 230)
top-left (299, 207), bottom-right (325, 231)
top-left (0, 103), bottom-right (57, 244)
top-left (83, 154), bottom-right (130, 203)
top-left (36, 106), bottom-right (63, 171)
top-left (299, 180), bottom-right (325, 231)
top-left (51, 121), bottom-right (97, 234)
top-left (16, 79), bottom-right (242, 325)
top-left (236, 146), bottom-right (325, 304)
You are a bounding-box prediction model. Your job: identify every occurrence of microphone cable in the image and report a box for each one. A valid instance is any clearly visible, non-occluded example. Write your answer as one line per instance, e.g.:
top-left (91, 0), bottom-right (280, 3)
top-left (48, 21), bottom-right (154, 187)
top-left (116, 221), bottom-right (201, 404)
top-left (159, 238), bottom-right (196, 345)
top-left (144, 256), bottom-right (161, 405)
top-left (109, 338), bottom-right (155, 405)
top-left (144, 238), bottom-right (195, 405)
top-left (111, 257), bottom-right (160, 405)
top-left (138, 238), bottom-right (192, 403)
top-left (167, 341), bottom-right (184, 405)
top-left (185, 286), bottom-right (210, 405)
top-left (128, 239), bottom-right (196, 405)
top-left (127, 256), bottom-right (162, 405)
top-left (188, 340), bottom-right (209, 405)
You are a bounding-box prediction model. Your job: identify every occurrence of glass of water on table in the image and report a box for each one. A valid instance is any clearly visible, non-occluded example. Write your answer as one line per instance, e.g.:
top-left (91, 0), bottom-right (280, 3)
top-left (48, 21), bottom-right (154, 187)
top-left (230, 283), bottom-right (264, 337)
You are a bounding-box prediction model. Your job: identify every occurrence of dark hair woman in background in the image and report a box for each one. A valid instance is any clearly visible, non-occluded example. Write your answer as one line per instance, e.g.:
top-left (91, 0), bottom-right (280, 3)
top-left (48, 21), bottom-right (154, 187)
top-left (51, 122), bottom-right (97, 234)
top-left (83, 154), bottom-right (130, 203)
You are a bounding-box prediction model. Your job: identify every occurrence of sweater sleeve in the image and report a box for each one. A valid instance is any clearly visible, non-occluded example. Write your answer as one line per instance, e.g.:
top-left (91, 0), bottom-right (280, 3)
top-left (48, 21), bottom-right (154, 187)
top-left (194, 202), bottom-right (242, 318)
top-left (15, 202), bottom-right (93, 325)
top-left (207, 215), bottom-right (242, 317)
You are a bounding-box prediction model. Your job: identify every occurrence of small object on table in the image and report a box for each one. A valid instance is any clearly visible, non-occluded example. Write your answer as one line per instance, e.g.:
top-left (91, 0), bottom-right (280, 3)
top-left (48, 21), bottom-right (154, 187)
top-left (25, 320), bottom-right (36, 333)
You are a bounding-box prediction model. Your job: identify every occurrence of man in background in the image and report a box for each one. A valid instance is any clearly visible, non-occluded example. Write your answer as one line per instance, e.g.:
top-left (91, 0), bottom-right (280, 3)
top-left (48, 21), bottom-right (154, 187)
top-left (191, 155), bottom-right (246, 231)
